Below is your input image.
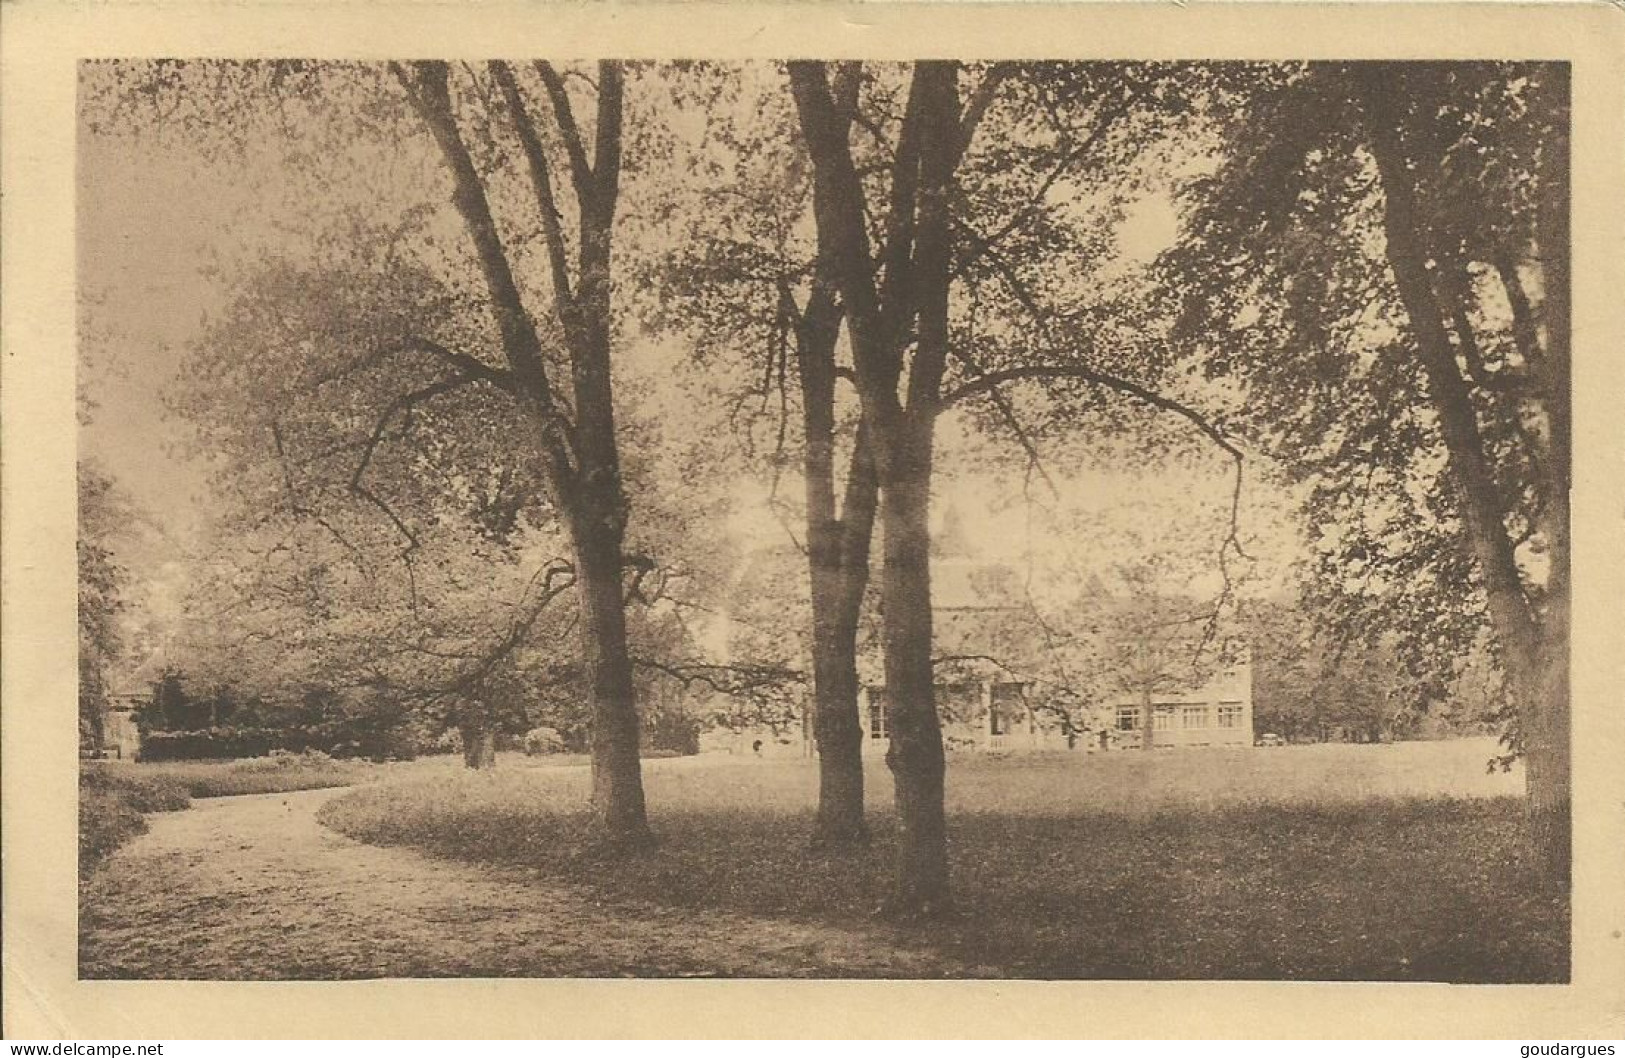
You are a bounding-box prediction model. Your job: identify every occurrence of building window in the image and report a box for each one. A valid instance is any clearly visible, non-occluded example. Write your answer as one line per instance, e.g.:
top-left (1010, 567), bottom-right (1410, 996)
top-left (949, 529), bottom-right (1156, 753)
top-left (1115, 706), bottom-right (1138, 731)
top-left (1182, 705), bottom-right (1209, 729)
top-left (1152, 706), bottom-right (1175, 731)
top-left (868, 701), bottom-right (889, 739)
top-left (1217, 703), bottom-right (1243, 729)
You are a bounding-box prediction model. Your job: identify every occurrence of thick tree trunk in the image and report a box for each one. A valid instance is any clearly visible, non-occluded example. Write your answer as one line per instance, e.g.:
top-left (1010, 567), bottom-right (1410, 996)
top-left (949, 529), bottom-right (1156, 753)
top-left (459, 714), bottom-right (496, 770)
top-left (408, 62), bottom-right (650, 847)
top-left (790, 59), bottom-right (961, 912)
top-left (807, 525), bottom-right (870, 845)
top-left (1524, 643), bottom-right (1570, 880)
top-left (877, 63), bottom-right (960, 917)
top-left (572, 514), bottom-right (654, 849)
top-left (1354, 67), bottom-right (1569, 882)
top-left (808, 610), bottom-right (868, 846)
top-left (1524, 63), bottom-right (1572, 883)
top-left (879, 429), bottom-right (950, 916)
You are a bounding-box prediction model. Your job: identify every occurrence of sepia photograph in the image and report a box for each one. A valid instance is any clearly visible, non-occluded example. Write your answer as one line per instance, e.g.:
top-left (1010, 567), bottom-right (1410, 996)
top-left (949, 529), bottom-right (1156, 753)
top-left (66, 52), bottom-right (1578, 986)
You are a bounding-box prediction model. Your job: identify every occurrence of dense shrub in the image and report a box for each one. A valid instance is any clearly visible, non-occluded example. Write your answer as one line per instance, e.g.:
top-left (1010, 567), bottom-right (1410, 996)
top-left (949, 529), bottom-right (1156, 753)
top-left (425, 729), bottom-right (462, 756)
top-left (81, 763), bottom-right (193, 812)
top-left (523, 726), bottom-right (565, 756)
top-left (229, 748), bottom-right (335, 773)
top-left (79, 786), bottom-right (146, 877)
top-left (135, 672), bottom-right (426, 761)
top-left (139, 725), bottom-right (328, 761)
top-left (142, 724), bottom-right (423, 762)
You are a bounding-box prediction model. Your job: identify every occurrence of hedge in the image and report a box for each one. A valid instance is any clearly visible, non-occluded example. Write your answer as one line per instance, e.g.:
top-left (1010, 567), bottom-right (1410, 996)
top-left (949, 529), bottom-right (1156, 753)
top-left (138, 724), bottom-right (371, 762)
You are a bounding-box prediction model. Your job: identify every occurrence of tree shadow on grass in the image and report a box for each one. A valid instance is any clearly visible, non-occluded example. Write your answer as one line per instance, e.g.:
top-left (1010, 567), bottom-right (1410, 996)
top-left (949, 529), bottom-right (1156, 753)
top-left (320, 786), bottom-right (1568, 981)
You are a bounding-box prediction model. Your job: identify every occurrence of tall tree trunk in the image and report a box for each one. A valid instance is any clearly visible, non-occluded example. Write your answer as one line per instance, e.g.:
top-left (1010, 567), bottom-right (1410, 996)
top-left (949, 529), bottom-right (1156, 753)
top-left (1525, 63), bottom-right (1572, 882)
top-left (789, 58), bottom-right (963, 915)
top-left (1354, 67), bottom-right (1568, 881)
top-left (408, 61), bottom-right (652, 847)
top-left (561, 64), bottom-right (652, 849)
top-left (795, 279), bottom-right (875, 847)
top-left (878, 61), bottom-right (959, 916)
top-left (572, 508), bottom-right (654, 848)
top-left (879, 429), bottom-right (950, 915)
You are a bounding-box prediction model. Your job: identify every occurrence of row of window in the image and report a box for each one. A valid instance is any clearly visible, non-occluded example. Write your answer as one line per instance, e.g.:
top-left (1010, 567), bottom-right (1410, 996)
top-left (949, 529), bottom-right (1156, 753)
top-left (869, 706), bottom-right (1033, 739)
top-left (867, 702), bottom-right (1246, 740)
top-left (1114, 703), bottom-right (1245, 732)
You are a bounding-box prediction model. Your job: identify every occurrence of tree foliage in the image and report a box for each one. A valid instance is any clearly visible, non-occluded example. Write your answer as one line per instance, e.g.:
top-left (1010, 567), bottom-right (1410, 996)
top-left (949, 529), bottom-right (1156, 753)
top-left (78, 462), bottom-right (128, 751)
top-left (1160, 61), bottom-right (1571, 875)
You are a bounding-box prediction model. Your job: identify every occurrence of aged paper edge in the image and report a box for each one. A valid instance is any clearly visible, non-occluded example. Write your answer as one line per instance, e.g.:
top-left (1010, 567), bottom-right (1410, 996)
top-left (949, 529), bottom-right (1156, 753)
top-left (3, 0), bottom-right (1622, 1041)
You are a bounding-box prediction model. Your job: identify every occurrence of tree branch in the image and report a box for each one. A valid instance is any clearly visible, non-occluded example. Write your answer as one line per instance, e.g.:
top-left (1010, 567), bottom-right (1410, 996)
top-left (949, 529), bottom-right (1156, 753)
top-left (399, 60), bottom-right (577, 489)
top-left (632, 657), bottom-right (805, 695)
top-left (404, 336), bottom-right (516, 393)
top-left (534, 60), bottom-right (596, 211)
top-left (490, 61), bottom-right (579, 335)
top-left (590, 61), bottom-right (624, 212)
top-left (968, 84), bottom-right (1136, 265)
top-left (953, 62), bottom-right (1015, 166)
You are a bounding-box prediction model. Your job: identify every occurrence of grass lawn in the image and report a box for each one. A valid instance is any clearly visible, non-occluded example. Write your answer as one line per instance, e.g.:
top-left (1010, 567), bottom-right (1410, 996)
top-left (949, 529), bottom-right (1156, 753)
top-left (109, 757), bottom-right (372, 797)
top-left (318, 738), bottom-right (1568, 981)
top-left (80, 754), bottom-right (373, 874)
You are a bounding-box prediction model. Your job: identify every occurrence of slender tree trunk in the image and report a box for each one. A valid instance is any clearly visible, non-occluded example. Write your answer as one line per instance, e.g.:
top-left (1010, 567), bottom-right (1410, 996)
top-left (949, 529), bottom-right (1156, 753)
top-left (879, 429), bottom-right (950, 915)
top-left (796, 285), bottom-right (874, 848)
top-left (1354, 67), bottom-right (1569, 881)
top-left (806, 508), bottom-right (871, 845)
top-left (1141, 686), bottom-right (1156, 752)
top-left (811, 450), bottom-right (878, 847)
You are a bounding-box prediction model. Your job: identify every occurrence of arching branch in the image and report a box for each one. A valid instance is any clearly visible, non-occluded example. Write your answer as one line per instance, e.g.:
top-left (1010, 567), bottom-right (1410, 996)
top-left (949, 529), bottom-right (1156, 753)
top-left (404, 336), bottom-right (516, 393)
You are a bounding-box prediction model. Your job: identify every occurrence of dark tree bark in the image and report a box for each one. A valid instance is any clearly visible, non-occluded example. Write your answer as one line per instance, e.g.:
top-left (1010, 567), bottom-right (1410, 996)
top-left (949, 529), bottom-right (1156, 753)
top-left (459, 712), bottom-right (497, 770)
top-left (790, 60), bottom-right (972, 915)
top-left (572, 510), bottom-right (650, 842)
top-left (878, 426), bottom-right (950, 911)
top-left (1525, 63), bottom-right (1572, 883)
top-left (1352, 66), bottom-right (1569, 881)
top-left (794, 281), bottom-right (878, 847)
top-left (401, 60), bottom-right (652, 847)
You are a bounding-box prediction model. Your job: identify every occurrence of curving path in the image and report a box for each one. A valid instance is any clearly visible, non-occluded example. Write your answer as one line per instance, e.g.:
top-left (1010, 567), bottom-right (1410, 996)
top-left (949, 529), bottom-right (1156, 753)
top-left (79, 785), bottom-right (965, 979)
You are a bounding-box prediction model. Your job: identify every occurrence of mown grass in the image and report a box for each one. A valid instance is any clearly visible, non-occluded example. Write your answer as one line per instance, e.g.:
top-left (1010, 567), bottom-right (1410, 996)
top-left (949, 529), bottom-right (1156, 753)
top-left (318, 740), bottom-right (1568, 981)
top-left (78, 765), bottom-right (193, 876)
top-left (98, 753), bottom-right (371, 798)
top-left (80, 753), bottom-right (370, 873)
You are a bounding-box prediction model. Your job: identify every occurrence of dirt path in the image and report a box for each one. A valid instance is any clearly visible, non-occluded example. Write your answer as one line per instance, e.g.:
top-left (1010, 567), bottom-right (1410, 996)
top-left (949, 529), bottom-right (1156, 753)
top-left (79, 786), bottom-right (965, 979)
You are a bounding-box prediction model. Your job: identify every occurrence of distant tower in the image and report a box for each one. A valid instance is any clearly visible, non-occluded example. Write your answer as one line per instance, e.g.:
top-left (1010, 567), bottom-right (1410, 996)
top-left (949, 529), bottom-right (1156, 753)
top-left (932, 498), bottom-right (975, 560)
